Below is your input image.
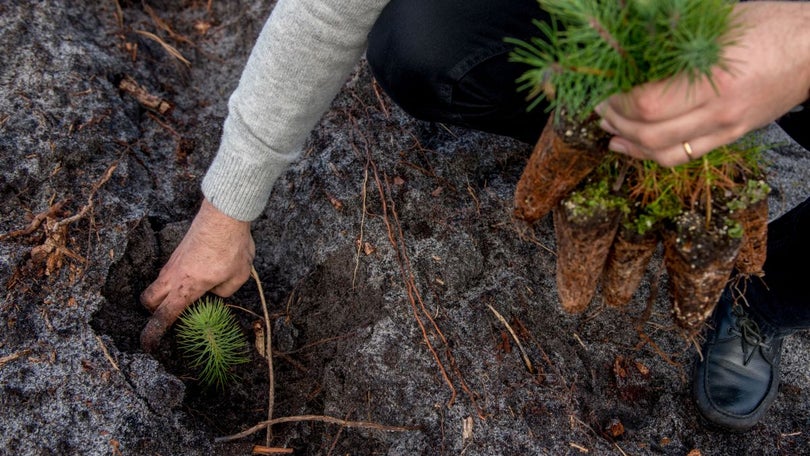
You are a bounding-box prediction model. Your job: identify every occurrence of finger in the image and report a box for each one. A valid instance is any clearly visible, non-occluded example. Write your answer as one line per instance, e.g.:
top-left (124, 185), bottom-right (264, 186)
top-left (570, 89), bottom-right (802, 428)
top-left (140, 294), bottom-right (191, 353)
top-left (610, 130), bottom-right (735, 168)
top-left (140, 276), bottom-right (170, 313)
top-left (600, 102), bottom-right (727, 152)
top-left (598, 74), bottom-right (716, 124)
top-left (210, 268), bottom-right (252, 298)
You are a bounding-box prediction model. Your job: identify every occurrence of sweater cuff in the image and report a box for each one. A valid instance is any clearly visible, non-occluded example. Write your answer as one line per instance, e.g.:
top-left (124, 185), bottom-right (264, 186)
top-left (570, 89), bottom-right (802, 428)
top-left (201, 134), bottom-right (298, 221)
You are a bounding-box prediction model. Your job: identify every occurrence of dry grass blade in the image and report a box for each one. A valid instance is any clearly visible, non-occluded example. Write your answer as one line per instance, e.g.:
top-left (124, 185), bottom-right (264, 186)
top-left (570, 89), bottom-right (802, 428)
top-left (95, 335), bottom-right (119, 371)
top-left (486, 304), bottom-right (535, 374)
top-left (143, 4), bottom-right (193, 46)
top-left (134, 29), bottom-right (191, 66)
top-left (251, 446), bottom-right (293, 455)
top-left (352, 163), bottom-right (369, 288)
top-left (112, 0), bottom-right (123, 30)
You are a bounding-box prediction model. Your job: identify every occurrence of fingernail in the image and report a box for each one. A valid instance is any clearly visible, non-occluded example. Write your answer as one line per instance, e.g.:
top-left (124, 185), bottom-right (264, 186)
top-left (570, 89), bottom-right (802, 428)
top-left (609, 138), bottom-right (628, 154)
top-left (600, 119), bottom-right (619, 136)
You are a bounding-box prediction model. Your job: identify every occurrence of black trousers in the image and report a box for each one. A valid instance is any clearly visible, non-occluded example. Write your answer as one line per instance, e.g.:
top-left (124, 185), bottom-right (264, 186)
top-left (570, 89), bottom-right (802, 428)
top-left (366, 0), bottom-right (810, 329)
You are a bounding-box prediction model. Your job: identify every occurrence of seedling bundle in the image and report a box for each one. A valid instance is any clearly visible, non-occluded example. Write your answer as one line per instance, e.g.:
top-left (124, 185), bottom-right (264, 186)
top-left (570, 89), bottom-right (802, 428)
top-left (508, 0), bottom-right (769, 332)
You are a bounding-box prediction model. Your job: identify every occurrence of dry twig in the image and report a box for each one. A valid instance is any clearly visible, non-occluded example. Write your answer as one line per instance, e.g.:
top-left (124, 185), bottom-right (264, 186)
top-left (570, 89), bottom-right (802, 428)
top-left (251, 446), bottom-right (293, 455)
top-left (119, 76), bottom-right (173, 115)
top-left (251, 266), bottom-right (275, 447)
top-left (0, 350), bottom-right (31, 370)
top-left (215, 415), bottom-right (418, 443)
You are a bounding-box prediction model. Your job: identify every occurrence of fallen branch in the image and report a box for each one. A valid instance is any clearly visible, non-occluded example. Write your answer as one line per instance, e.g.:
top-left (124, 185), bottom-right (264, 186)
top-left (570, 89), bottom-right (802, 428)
top-left (215, 415), bottom-right (418, 443)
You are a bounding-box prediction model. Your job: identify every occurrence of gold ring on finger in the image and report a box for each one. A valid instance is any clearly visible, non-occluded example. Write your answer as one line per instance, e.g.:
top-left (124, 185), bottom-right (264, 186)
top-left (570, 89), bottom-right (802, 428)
top-left (682, 141), bottom-right (694, 161)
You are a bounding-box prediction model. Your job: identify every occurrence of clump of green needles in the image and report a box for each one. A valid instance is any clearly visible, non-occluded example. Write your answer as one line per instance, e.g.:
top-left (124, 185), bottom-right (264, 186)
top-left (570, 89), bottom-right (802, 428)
top-left (176, 296), bottom-right (249, 390)
top-left (507, 0), bottom-right (738, 117)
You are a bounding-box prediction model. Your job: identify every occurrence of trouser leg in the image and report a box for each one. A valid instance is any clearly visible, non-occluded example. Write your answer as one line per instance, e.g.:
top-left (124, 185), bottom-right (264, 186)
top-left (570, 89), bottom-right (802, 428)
top-left (367, 0), bottom-right (551, 144)
top-left (747, 196), bottom-right (810, 330)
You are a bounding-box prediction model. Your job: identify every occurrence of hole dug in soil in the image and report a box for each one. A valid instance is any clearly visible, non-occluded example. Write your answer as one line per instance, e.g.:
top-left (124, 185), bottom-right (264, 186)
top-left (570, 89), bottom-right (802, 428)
top-left (91, 220), bottom-right (393, 452)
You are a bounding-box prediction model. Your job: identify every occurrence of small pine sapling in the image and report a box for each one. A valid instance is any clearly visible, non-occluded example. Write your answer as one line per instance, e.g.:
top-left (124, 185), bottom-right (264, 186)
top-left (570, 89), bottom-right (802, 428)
top-left (176, 296), bottom-right (250, 390)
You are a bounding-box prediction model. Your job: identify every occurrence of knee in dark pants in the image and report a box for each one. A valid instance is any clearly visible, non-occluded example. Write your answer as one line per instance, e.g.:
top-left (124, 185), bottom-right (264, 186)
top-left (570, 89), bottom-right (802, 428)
top-left (367, 0), bottom-right (551, 143)
top-left (366, 0), bottom-right (459, 124)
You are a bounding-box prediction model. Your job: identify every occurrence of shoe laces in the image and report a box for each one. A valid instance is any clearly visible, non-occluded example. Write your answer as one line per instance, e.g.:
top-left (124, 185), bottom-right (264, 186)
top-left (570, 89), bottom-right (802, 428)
top-left (730, 305), bottom-right (771, 366)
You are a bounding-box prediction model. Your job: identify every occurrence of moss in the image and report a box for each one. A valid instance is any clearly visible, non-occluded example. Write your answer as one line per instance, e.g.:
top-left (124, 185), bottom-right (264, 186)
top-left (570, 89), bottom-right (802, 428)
top-left (562, 178), bottom-right (627, 224)
top-left (727, 179), bottom-right (771, 212)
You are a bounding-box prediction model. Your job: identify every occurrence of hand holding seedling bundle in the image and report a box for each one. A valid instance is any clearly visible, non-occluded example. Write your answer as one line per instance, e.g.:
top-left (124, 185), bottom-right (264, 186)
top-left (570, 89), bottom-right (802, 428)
top-left (509, 0), bottom-right (738, 223)
top-left (508, 0), bottom-right (797, 332)
top-left (598, 2), bottom-right (810, 166)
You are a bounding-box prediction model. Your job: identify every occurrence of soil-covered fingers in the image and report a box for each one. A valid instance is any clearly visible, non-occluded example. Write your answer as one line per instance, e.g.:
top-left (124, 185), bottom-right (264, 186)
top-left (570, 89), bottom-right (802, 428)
top-left (140, 294), bottom-right (195, 353)
top-left (140, 270), bottom-right (179, 313)
top-left (138, 200), bottom-right (255, 352)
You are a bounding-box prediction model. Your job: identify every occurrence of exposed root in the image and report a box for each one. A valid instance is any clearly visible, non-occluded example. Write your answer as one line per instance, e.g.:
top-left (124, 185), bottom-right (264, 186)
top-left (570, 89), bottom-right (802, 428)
top-left (0, 349), bottom-right (32, 370)
top-left (348, 115), bottom-right (484, 418)
top-left (3, 161), bottom-right (118, 278)
top-left (0, 200), bottom-right (67, 241)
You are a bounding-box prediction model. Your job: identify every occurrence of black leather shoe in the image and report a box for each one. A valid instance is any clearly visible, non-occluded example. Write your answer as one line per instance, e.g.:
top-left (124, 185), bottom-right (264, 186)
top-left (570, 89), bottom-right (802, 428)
top-left (693, 288), bottom-right (792, 431)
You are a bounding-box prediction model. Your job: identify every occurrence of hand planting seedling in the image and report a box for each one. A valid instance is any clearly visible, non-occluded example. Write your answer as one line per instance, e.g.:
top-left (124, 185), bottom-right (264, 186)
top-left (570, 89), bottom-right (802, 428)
top-left (176, 295), bottom-right (250, 389)
top-left (509, 0), bottom-right (770, 332)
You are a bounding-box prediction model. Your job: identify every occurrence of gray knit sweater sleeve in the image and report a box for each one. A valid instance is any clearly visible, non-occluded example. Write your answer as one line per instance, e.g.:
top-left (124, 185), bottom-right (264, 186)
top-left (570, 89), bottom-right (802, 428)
top-left (202, 0), bottom-right (388, 221)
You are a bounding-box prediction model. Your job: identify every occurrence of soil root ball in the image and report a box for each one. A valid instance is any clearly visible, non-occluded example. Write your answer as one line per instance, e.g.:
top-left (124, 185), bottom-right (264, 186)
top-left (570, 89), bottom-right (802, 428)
top-left (732, 198), bottom-right (768, 276)
top-left (662, 211), bottom-right (742, 332)
top-left (602, 228), bottom-right (659, 308)
top-left (514, 115), bottom-right (608, 223)
top-left (553, 202), bottom-right (620, 314)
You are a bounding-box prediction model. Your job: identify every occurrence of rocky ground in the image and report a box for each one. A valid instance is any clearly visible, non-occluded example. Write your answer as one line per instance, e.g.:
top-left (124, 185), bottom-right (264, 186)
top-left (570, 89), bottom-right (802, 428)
top-left (1, 1), bottom-right (809, 455)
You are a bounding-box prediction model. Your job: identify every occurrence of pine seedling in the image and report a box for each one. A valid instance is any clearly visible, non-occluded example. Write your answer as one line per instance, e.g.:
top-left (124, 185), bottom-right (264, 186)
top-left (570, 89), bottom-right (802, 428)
top-left (507, 0), bottom-right (738, 118)
top-left (176, 296), bottom-right (250, 390)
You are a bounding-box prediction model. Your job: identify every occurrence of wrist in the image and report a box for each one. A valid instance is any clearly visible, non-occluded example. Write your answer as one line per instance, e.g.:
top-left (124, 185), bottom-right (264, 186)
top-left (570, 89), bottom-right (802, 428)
top-left (198, 198), bottom-right (251, 230)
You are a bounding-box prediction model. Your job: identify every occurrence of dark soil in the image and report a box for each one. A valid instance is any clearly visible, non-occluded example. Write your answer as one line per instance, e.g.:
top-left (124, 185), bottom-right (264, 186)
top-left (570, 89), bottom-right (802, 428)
top-left (1, 1), bottom-right (809, 455)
